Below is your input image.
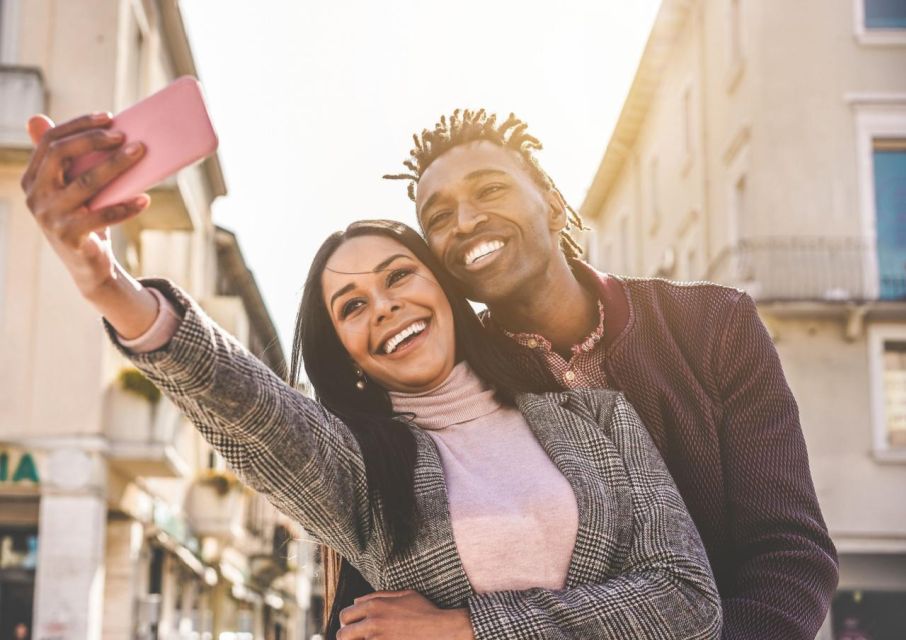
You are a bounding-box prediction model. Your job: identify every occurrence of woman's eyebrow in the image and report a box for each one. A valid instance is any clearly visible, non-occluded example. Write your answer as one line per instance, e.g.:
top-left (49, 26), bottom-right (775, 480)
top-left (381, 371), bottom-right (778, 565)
top-left (328, 254), bottom-right (411, 309)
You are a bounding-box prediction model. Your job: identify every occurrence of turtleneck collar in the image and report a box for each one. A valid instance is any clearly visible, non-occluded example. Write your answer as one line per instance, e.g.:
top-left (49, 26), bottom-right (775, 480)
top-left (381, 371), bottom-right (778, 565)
top-left (389, 361), bottom-right (502, 431)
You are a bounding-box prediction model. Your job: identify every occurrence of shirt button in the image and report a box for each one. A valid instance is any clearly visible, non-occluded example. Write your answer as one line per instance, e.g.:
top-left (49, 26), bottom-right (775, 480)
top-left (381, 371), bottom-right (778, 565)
top-left (564, 370), bottom-right (576, 382)
top-left (526, 338), bottom-right (539, 349)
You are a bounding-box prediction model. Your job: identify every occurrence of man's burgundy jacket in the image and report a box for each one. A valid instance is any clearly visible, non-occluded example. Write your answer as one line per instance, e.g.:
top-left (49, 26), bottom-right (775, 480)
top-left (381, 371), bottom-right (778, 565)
top-left (494, 265), bottom-right (839, 640)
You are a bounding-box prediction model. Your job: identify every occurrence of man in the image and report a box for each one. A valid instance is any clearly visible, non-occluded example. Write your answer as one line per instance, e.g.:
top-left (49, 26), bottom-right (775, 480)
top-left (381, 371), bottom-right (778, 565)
top-left (383, 109), bottom-right (839, 639)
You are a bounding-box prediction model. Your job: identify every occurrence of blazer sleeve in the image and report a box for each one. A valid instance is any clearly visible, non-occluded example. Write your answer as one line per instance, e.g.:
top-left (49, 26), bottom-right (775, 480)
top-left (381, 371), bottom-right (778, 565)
top-left (103, 279), bottom-right (374, 563)
top-left (466, 394), bottom-right (722, 640)
top-left (714, 292), bottom-right (838, 640)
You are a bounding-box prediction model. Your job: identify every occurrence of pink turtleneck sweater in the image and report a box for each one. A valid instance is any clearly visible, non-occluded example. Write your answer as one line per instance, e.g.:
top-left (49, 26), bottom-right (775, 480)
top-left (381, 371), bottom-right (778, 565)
top-left (389, 363), bottom-right (579, 592)
top-left (120, 292), bottom-right (580, 593)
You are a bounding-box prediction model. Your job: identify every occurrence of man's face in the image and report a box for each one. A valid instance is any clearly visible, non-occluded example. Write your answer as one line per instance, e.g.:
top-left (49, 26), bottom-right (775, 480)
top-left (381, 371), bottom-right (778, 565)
top-left (415, 141), bottom-right (564, 303)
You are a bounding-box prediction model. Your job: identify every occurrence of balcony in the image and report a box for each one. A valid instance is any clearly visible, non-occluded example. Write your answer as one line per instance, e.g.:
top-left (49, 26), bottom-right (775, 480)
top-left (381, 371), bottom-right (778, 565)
top-left (103, 369), bottom-right (192, 478)
top-left (185, 471), bottom-right (248, 541)
top-left (0, 66), bottom-right (45, 157)
top-left (706, 237), bottom-right (906, 304)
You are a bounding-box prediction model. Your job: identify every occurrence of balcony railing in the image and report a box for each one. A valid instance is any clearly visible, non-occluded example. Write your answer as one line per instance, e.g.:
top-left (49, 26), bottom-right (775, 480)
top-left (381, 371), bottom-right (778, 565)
top-left (706, 237), bottom-right (906, 303)
top-left (0, 66), bottom-right (45, 150)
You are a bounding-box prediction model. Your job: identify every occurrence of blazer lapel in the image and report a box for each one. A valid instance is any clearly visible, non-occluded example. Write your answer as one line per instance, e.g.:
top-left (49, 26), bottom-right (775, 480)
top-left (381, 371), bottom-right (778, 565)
top-left (379, 427), bottom-right (474, 608)
top-left (515, 391), bottom-right (633, 588)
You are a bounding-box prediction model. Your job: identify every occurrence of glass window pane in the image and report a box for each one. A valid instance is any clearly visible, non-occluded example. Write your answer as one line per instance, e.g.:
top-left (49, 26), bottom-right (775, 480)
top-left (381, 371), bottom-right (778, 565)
top-left (873, 146), bottom-right (906, 300)
top-left (865, 0), bottom-right (906, 29)
top-left (883, 340), bottom-right (906, 445)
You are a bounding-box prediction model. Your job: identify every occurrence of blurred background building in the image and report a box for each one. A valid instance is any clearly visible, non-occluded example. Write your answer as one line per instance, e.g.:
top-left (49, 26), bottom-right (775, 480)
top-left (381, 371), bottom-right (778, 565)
top-left (580, 1), bottom-right (906, 638)
top-left (0, 1), bottom-right (323, 639)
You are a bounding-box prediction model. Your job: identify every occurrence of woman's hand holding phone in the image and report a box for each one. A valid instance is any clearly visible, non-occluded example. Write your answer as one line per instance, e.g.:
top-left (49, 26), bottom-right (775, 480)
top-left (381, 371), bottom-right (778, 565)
top-left (20, 112), bottom-right (159, 338)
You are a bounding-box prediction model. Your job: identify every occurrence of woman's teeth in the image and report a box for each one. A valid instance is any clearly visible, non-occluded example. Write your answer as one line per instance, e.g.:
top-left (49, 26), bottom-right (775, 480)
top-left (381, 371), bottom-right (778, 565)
top-left (464, 240), bottom-right (504, 265)
top-left (383, 320), bottom-right (427, 354)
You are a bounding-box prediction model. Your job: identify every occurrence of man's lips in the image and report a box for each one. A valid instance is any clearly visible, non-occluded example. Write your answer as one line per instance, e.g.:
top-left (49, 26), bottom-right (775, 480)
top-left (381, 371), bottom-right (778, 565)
top-left (454, 236), bottom-right (509, 272)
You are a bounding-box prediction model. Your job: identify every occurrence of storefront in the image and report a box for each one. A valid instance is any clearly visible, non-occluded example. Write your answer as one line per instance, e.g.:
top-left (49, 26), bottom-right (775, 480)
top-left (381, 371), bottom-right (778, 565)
top-left (0, 447), bottom-right (42, 640)
top-left (831, 552), bottom-right (906, 640)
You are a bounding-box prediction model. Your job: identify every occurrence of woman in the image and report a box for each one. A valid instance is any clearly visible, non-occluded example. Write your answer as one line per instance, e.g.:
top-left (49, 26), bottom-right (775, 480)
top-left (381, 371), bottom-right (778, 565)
top-left (21, 114), bottom-right (721, 639)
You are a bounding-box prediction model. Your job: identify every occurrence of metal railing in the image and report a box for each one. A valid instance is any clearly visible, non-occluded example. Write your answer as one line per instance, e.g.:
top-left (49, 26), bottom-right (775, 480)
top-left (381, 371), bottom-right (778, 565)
top-left (0, 66), bottom-right (45, 149)
top-left (706, 237), bottom-right (906, 303)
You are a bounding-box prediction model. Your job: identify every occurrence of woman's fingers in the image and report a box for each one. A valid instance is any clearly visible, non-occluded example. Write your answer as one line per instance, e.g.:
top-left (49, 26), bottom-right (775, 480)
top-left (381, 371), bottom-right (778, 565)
top-left (21, 112), bottom-right (112, 192)
top-left (54, 140), bottom-right (145, 212)
top-left (27, 115), bottom-right (54, 145)
top-left (53, 196), bottom-right (149, 251)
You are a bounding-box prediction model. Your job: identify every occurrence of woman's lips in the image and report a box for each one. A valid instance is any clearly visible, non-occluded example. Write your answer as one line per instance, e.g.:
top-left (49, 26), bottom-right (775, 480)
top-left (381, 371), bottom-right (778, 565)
top-left (379, 318), bottom-right (432, 359)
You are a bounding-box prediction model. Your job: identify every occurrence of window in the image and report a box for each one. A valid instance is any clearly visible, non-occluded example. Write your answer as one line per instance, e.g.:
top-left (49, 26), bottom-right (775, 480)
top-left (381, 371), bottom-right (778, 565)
top-left (686, 247), bottom-right (698, 280)
top-left (865, 0), bottom-right (906, 29)
top-left (731, 174), bottom-right (748, 240)
top-left (620, 217), bottom-right (631, 274)
top-left (882, 341), bottom-right (906, 447)
top-left (648, 157), bottom-right (660, 233)
top-left (851, 99), bottom-right (906, 300)
top-left (0, 0), bottom-right (17, 64)
top-left (869, 325), bottom-right (906, 461)
top-left (854, 0), bottom-right (906, 45)
top-left (0, 200), bottom-right (7, 313)
top-left (682, 86), bottom-right (694, 170)
top-left (726, 0), bottom-right (745, 88)
top-left (873, 140), bottom-right (906, 300)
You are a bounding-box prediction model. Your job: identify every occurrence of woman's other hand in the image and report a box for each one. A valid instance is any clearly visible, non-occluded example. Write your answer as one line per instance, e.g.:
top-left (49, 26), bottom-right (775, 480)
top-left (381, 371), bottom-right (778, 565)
top-left (337, 590), bottom-right (474, 640)
top-left (20, 113), bottom-right (159, 339)
top-left (20, 113), bottom-right (149, 300)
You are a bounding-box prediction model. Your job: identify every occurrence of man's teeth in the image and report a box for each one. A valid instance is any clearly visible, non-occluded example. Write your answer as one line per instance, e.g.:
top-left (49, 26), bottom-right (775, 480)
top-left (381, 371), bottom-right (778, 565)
top-left (383, 320), bottom-right (428, 354)
top-left (465, 240), bottom-right (504, 265)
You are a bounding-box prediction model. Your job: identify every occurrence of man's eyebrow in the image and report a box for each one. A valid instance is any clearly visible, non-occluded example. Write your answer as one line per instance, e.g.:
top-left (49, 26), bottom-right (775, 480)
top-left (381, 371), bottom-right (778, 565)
top-left (327, 254), bottom-right (410, 310)
top-left (419, 169), bottom-right (508, 215)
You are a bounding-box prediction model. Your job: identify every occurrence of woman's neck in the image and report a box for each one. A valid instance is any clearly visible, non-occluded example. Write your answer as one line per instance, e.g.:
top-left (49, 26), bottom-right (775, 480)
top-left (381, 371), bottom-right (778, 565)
top-left (389, 361), bottom-right (502, 431)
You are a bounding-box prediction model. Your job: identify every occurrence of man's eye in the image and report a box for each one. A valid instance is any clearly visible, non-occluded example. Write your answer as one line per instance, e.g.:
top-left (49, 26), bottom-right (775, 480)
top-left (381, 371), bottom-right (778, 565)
top-left (388, 268), bottom-right (414, 286)
top-left (478, 184), bottom-right (505, 198)
top-left (341, 299), bottom-right (364, 317)
top-left (427, 210), bottom-right (452, 230)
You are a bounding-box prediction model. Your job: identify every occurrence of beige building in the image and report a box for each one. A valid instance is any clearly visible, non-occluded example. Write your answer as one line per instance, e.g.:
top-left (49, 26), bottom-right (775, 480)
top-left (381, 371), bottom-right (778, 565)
top-left (0, 1), bottom-right (321, 639)
top-left (579, 0), bottom-right (906, 637)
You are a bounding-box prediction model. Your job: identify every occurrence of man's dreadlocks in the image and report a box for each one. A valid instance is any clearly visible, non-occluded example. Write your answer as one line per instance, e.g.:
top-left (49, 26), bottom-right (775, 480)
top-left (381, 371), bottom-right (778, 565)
top-left (384, 109), bottom-right (587, 259)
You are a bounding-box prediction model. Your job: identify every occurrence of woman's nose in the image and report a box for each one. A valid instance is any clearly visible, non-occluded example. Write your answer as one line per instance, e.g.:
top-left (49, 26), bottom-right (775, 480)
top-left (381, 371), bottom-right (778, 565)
top-left (373, 295), bottom-right (402, 324)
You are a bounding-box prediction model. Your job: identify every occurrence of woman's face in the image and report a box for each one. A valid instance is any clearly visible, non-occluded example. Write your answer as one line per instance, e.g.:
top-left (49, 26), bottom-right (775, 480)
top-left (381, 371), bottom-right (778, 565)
top-left (321, 235), bottom-right (457, 393)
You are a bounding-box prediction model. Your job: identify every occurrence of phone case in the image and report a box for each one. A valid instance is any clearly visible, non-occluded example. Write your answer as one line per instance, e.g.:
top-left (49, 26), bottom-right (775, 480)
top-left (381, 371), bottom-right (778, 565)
top-left (67, 76), bottom-right (219, 211)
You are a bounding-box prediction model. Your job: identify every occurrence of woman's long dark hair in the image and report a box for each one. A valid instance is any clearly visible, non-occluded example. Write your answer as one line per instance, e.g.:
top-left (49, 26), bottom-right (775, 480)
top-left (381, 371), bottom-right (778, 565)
top-left (287, 220), bottom-right (554, 638)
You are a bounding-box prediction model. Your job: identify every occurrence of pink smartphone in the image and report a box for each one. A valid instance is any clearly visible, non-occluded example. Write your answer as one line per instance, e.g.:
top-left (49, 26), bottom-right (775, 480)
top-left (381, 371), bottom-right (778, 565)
top-left (67, 76), bottom-right (218, 211)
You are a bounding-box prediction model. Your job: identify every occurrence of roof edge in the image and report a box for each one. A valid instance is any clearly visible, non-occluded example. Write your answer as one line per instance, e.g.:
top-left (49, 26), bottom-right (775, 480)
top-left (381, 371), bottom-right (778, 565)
top-left (579, 0), bottom-right (693, 220)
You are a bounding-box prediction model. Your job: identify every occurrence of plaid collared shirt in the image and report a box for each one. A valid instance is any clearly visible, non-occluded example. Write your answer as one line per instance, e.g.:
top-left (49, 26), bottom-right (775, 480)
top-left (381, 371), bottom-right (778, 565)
top-left (494, 300), bottom-right (609, 390)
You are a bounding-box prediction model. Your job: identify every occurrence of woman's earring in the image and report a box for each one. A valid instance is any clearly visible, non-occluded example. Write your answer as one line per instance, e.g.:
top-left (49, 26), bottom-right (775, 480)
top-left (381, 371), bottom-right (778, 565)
top-left (354, 367), bottom-right (366, 391)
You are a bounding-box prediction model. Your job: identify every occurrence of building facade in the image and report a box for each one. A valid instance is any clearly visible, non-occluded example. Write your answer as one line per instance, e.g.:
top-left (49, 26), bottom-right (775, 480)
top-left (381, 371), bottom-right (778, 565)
top-left (0, 1), bottom-right (322, 638)
top-left (579, 1), bottom-right (906, 638)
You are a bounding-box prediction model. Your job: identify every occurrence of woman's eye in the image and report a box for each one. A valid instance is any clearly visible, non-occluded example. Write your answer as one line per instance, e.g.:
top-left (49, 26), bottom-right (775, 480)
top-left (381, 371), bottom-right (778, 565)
top-left (388, 268), bottom-right (413, 286)
top-left (341, 299), bottom-right (364, 317)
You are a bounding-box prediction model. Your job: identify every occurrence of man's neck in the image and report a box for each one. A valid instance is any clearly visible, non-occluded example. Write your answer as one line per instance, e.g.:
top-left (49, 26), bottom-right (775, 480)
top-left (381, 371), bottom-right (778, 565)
top-left (489, 258), bottom-right (599, 354)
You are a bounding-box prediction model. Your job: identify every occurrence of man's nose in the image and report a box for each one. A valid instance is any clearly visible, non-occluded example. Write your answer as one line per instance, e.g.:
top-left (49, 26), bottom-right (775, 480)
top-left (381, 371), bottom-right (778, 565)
top-left (454, 203), bottom-right (488, 236)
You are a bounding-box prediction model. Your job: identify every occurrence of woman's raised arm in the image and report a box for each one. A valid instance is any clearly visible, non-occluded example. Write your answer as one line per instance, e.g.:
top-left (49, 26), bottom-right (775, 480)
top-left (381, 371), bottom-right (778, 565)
top-left (20, 114), bottom-right (377, 565)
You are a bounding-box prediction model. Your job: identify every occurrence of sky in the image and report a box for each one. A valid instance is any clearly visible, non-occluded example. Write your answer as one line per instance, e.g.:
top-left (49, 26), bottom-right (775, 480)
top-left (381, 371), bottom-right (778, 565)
top-left (179, 0), bottom-right (661, 356)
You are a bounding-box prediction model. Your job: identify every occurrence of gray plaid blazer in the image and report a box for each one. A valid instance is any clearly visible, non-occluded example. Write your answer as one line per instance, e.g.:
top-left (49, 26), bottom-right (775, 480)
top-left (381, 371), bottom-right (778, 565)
top-left (107, 280), bottom-right (721, 639)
